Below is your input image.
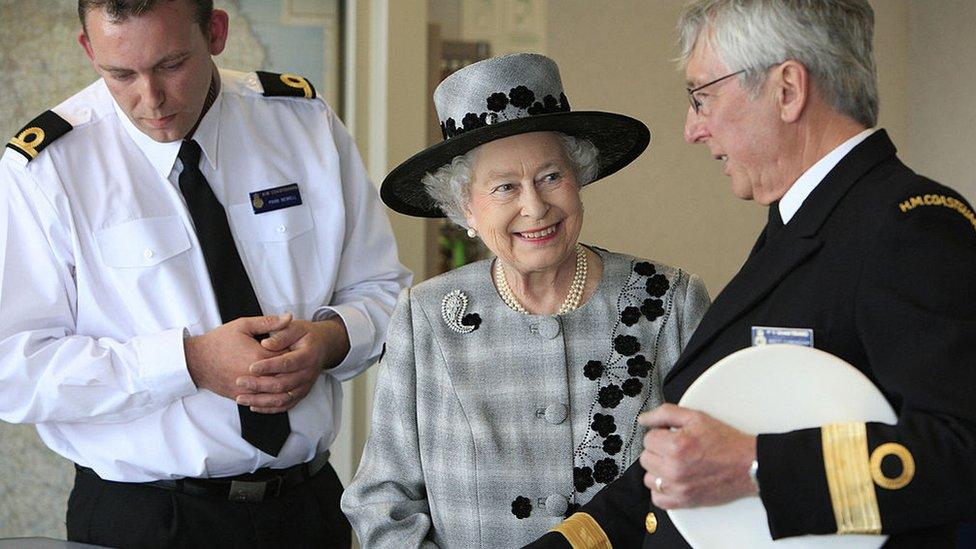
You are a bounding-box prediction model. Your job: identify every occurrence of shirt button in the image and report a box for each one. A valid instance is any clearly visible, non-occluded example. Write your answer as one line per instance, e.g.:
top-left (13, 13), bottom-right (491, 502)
top-left (544, 403), bottom-right (567, 425)
top-left (277, 225), bottom-right (287, 233)
top-left (545, 494), bottom-right (569, 517)
top-left (143, 248), bottom-right (154, 260)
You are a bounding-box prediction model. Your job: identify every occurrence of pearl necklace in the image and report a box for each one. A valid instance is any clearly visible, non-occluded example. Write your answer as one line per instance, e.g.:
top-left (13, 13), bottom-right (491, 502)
top-left (495, 244), bottom-right (588, 316)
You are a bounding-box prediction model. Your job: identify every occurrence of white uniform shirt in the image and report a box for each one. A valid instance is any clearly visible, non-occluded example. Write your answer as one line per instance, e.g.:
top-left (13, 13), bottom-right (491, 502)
top-left (0, 69), bottom-right (411, 482)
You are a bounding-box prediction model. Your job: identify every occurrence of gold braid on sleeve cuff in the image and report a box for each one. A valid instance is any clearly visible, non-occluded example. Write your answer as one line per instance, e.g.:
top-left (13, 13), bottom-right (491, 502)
top-left (821, 422), bottom-right (882, 534)
top-left (550, 512), bottom-right (612, 549)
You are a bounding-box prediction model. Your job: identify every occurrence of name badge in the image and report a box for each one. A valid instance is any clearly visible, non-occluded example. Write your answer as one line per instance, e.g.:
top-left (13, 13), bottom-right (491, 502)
top-left (250, 183), bottom-right (302, 214)
top-left (751, 326), bottom-right (814, 347)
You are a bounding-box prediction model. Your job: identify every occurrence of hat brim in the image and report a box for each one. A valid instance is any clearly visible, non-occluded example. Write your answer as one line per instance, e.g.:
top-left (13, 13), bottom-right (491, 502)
top-left (380, 111), bottom-right (651, 218)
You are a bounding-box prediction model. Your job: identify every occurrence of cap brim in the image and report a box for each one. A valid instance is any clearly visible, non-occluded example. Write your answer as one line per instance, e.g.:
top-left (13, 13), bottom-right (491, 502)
top-left (380, 111), bottom-right (651, 218)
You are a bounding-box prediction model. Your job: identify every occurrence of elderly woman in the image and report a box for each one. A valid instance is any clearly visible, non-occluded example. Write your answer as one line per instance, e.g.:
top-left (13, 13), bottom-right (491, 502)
top-left (341, 53), bottom-right (710, 547)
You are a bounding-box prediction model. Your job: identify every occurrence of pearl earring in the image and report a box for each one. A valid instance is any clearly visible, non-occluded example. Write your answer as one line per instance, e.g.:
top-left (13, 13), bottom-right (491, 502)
top-left (467, 227), bottom-right (477, 238)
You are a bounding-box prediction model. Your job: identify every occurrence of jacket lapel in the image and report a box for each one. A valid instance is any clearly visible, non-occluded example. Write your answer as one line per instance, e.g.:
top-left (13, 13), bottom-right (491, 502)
top-left (665, 130), bottom-right (898, 385)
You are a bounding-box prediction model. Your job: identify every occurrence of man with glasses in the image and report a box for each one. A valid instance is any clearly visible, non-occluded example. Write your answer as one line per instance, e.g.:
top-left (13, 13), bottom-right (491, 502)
top-left (531, 0), bottom-right (976, 547)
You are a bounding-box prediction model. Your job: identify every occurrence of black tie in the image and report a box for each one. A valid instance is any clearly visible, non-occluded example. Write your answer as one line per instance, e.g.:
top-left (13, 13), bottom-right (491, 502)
top-left (766, 201), bottom-right (785, 243)
top-left (178, 139), bottom-right (291, 456)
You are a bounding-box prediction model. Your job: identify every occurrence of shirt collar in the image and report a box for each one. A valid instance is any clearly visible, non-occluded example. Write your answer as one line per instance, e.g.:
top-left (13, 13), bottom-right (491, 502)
top-left (113, 87), bottom-right (223, 179)
top-left (779, 127), bottom-right (876, 224)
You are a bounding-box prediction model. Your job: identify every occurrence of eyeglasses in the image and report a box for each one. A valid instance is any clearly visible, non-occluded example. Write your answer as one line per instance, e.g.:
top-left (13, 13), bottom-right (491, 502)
top-left (686, 69), bottom-right (745, 115)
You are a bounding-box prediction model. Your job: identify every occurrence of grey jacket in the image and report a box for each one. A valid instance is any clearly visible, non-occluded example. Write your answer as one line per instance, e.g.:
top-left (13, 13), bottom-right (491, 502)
top-left (341, 248), bottom-right (710, 548)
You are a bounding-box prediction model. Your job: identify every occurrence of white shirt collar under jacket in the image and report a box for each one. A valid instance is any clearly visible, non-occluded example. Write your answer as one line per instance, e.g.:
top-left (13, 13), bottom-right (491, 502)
top-left (780, 128), bottom-right (876, 224)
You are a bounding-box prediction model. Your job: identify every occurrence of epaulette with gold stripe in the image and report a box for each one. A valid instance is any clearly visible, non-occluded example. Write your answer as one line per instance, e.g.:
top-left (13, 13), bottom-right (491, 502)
top-left (256, 71), bottom-right (317, 100)
top-left (6, 110), bottom-right (72, 162)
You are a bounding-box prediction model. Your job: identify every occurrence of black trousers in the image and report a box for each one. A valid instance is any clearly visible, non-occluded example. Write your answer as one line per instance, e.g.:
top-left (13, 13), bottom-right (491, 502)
top-left (66, 462), bottom-right (351, 548)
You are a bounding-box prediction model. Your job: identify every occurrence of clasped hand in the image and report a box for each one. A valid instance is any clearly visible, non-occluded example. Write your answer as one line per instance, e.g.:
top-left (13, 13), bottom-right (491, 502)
top-left (185, 313), bottom-right (349, 414)
top-left (638, 403), bottom-right (758, 509)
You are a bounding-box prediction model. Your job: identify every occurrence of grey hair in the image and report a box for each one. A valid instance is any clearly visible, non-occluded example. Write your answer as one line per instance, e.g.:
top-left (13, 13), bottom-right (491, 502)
top-left (423, 132), bottom-right (599, 228)
top-left (677, 0), bottom-right (878, 128)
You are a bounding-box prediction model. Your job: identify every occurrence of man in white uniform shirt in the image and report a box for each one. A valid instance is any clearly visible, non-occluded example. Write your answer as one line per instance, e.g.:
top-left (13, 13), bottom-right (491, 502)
top-left (0, 0), bottom-right (410, 546)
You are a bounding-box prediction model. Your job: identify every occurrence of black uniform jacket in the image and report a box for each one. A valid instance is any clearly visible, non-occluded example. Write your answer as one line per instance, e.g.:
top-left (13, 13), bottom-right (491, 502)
top-left (528, 130), bottom-right (976, 548)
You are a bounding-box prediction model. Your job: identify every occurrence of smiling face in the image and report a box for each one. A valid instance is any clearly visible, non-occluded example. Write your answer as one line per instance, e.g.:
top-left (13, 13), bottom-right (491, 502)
top-left (683, 38), bottom-right (788, 205)
top-left (463, 131), bottom-right (584, 278)
top-left (78, 0), bottom-right (228, 143)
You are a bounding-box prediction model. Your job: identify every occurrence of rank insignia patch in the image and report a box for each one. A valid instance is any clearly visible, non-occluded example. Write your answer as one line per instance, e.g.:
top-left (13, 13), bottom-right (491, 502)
top-left (250, 183), bottom-right (303, 214)
top-left (6, 110), bottom-right (72, 162)
top-left (256, 71), bottom-right (317, 99)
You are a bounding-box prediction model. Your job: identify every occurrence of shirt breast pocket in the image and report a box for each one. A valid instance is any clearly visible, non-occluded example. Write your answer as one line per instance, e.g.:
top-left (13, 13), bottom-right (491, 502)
top-left (94, 215), bottom-right (196, 327)
top-left (228, 203), bottom-right (325, 308)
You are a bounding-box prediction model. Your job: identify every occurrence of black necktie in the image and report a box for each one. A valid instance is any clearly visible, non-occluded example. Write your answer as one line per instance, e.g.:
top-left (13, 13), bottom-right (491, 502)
top-left (178, 139), bottom-right (291, 456)
top-left (766, 201), bottom-right (785, 243)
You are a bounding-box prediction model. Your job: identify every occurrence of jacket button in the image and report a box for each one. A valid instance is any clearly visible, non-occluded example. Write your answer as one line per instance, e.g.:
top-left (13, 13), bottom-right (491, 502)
top-left (645, 511), bottom-right (657, 534)
top-left (545, 494), bottom-right (568, 517)
top-left (143, 248), bottom-right (154, 260)
top-left (544, 403), bottom-right (567, 424)
top-left (536, 317), bottom-right (560, 339)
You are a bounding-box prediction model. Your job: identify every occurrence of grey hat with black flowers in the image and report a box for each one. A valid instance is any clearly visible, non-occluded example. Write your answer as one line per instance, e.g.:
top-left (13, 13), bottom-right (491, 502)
top-left (380, 52), bottom-right (651, 218)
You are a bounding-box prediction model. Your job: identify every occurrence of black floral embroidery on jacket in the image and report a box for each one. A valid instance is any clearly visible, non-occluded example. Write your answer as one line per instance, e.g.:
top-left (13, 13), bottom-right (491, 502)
top-left (613, 334), bottom-right (641, 356)
top-left (634, 261), bottom-right (656, 277)
top-left (583, 360), bottom-right (604, 381)
top-left (622, 377), bottom-right (644, 397)
top-left (640, 298), bottom-right (665, 322)
top-left (565, 503), bottom-right (581, 518)
top-left (591, 413), bottom-right (617, 437)
top-left (602, 434), bottom-right (623, 455)
top-left (598, 384), bottom-right (624, 409)
top-left (646, 274), bottom-right (670, 297)
top-left (461, 313), bottom-right (482, 330)
top-left (626, 355), bottom-right (652, 378)
top-left (486, 92), bottom-right (509, 112)
top-left (574, 466), bottom-right (595, 492)
top-left (593, 458), bottom-right (620, 484)
top-left (511, 496), bottom-right (532, 519)
top-left (508, 85), bottom-right (536, 108)
top-left (620, 306), bottom-right (641, 326)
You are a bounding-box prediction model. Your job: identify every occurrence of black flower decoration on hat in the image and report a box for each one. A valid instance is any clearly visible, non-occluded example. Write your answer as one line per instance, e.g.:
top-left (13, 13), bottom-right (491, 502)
top-left (602, 434), bottom-right (623, 455)
top-left (511, 496), bottom-right (532, 519)
top-left (598, 384), bottom-right (624, 409)
top-left (627, 355), bottom-right (652, 378)
top-left (622, 377), bottom-right (644, 397)
top-left (486, 92), bottom-right (509, 112)
top-left (620, 306), bottom-right (641, 326)
top-left (574, 466), bottom-right (595, 492)
top-left (509, 85), bottom-right (536, 109)
top-left (461, 112), bottom-right (487, 132)
top-left (640, 298), bottom-right (665, 322)
top-left (646, 274), bottom-right (670, 297)
top-left (583, 360), bottom-right (604, 381)
top-left (634, 261), bottom-right (656, 277)
top-left (461, 313), bottom-right (482, 331)
top-left (591, 413), bottom-right (617, 437)
top-left (441, 118), bottom-right (458, 139)
top-left (613, 334), bottom-right (641, 356)
top-left (565, 503), bottom-right (581, 517)
top-left (559, 92), bottom-right (571, 111)
top-left (593, 458), bottom-right (620, 484)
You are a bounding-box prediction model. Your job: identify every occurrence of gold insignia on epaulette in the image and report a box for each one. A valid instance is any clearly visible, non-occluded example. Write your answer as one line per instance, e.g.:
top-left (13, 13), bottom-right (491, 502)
top-left (5, 110), bottom-right (72, 162)
top-left (898, 193), bottom-right (976, 233)
top-left (8, 127), bottom-right (45, 159)
top-left (280, 73), bottom-right (314, 99)
top-left (256, 71), bottom-right (318, 100)
top-left (869, 442), bottom-right (914, 490)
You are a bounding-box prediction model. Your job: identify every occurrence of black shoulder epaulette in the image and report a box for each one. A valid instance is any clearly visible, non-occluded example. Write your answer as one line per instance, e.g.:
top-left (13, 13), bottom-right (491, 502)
top-left (6, 110), bottom-right (73, 162)
top-left (256, 71), bottom-right (317, 100)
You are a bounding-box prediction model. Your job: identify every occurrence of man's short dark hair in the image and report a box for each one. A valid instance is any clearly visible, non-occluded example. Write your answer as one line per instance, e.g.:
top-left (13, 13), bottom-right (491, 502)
top-left (79, 0), bottom-right (213, 36)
